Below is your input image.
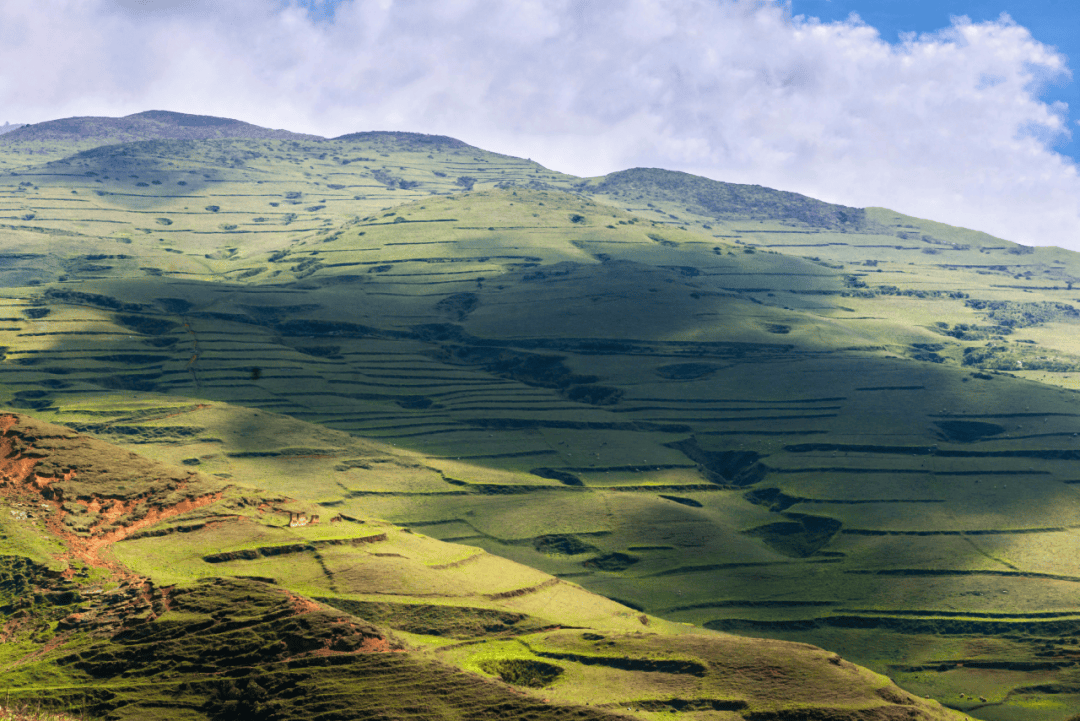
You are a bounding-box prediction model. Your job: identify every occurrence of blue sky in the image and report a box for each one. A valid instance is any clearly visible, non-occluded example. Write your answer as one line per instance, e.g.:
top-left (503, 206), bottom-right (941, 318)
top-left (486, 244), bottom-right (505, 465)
top-left (2, 0), bottom-right (1079, 248)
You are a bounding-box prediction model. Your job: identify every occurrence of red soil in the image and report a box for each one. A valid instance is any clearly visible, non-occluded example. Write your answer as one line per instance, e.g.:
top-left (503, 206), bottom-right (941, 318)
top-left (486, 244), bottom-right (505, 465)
top-left (0, 413), bottom-right (221, 571)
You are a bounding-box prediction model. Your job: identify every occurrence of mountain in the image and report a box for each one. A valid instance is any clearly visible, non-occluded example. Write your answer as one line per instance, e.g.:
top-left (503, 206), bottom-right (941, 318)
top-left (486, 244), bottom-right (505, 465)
top-left (0, 110), bottom-right (318, 144)
top-left (2, 111), bottom-right (1079, 720)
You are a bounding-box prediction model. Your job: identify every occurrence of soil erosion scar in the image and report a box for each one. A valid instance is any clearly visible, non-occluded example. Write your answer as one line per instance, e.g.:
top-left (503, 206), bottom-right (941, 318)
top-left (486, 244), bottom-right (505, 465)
top-left (0, 413), bottom-right (224, 567)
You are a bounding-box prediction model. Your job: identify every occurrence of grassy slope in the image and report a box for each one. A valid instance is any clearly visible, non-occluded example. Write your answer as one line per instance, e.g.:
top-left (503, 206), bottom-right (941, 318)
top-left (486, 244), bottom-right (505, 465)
top-left (0, 412), bottom-right (962, 721)
top-left (2, 113), bottom-right (1080, 719)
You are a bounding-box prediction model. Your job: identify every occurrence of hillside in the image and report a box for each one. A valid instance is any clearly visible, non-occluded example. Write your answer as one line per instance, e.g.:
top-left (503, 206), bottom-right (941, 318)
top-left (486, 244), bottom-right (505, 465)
top-left (1, 111), bottom-right (1079, 720)
top-left (0, 412), bottom-right (964, 721)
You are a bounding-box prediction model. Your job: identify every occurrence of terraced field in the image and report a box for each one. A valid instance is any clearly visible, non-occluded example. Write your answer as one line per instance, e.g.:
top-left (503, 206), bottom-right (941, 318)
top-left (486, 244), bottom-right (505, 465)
top-left (3, 111), bottom-right (1080, 720)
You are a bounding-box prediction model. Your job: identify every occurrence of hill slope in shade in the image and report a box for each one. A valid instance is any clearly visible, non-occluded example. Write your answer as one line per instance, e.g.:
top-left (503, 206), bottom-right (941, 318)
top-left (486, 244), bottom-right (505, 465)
top-left (0, 412), bottom-right (966, 721)
top-left (1, 112), bottom-right (1080, 719)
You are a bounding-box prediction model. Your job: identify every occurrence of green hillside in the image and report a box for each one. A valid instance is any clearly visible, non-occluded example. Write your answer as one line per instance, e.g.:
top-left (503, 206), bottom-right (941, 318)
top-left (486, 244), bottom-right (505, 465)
top-left (0, 413), bottom-right (963, 721)
top-left (2, 112), bottom-right (1079, 720)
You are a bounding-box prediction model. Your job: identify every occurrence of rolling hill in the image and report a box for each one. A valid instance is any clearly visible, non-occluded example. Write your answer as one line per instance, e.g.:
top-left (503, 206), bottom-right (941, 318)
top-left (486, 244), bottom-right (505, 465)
top-left (2, 111), bottom-right (1079, 720)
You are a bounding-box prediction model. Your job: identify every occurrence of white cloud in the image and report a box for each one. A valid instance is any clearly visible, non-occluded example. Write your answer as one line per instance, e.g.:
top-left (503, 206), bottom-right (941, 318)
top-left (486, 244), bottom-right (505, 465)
top-left (1, 0), bottom-right (1078, 247)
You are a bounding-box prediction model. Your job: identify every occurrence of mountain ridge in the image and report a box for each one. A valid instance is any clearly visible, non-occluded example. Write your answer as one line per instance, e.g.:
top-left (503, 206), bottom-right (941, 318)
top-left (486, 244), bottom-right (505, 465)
top-left (0, 109), bottom-right (320, 145)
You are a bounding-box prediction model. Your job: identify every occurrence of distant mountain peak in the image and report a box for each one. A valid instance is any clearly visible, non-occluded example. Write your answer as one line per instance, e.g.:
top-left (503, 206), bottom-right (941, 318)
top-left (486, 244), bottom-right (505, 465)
top-left (332, 130), bottom-right (471, 150)
top-left (127, 109), bottom-right (261, 128)
top-left (590, 167), bottom-right (870, 231)
top-left (0, 110), bottom-right (321, 145)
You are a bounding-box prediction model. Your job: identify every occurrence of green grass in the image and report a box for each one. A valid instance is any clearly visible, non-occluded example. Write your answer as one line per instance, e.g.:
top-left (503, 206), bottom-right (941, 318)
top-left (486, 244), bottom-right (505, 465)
top-left (0, 703), bottom-right (88, 721)
top-left (8, 111), bottom-right (1080, 719)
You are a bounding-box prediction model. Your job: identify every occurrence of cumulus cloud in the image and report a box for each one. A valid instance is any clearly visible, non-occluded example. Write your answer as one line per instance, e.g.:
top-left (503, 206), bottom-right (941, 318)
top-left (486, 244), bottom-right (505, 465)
top-left (1, 0), bottom-right (1078, 247)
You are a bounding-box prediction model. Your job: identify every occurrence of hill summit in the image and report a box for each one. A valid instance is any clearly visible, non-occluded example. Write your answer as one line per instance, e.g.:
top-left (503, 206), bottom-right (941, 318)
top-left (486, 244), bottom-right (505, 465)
top-left (0, 110), bottom-right (319, 144)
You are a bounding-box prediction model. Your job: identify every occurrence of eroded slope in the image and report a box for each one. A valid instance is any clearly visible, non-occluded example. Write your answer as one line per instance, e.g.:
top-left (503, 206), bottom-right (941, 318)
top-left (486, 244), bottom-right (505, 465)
top-left (0, 412), bottom-right (966, 720)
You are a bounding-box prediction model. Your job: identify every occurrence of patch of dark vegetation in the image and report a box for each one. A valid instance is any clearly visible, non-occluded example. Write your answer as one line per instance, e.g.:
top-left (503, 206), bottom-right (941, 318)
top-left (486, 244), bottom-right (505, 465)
top-left (740, 708), bottom-right (923, 721)
top-left (126, 520), bottom-right (213, 539)
top-left (533, 648), bottom-right (707, 677)
top-left (659, 495), bottom-right (702, 508)
top-left (935, 420), bottom-right (1007, 443)
top-left (863, 286), bottom-right (968, 300)
top-left (92, 373), bottom-right (163, 392)
top-left (582, 553), bottom-right (640, 572)
top-left (0, 555), bottom-right (87, 614)
top-left (156, 297), bottom-right (194, 314)
top-left (114, 314), bottom-right (179, 336)
top-left (531, 467), bottom-right (584, 486)
top-left (10, 390), bottom-right (54, 411)
top-left (425, 479), bottom-right (556, 495)
top-left (603, 597), bottom-right (645, 612)
top-left (962, 342), bottom-right (1080, 372)
top-left (764, 324), bottom-right (791, 334)
top-left (706, 614), bottom-right (1080, 638)
top-left (743, 514), bottom-right (842, 558)
top-left (646, 232), bottom-right (678, 247)
top-left (564, 385), bottom-right (623, 405)
top-left (91, 353), bottom-right (170, 365)
top-left (292, 345), bottom-right (343, 358)
top-left (932, 322), bottom-right (1012, 341)
top-left (966, 299), bottom-right (1080, 328)
top-left (480, 658), bottom-right (564, 687)
top-left (44, 289), bottom-right (147, 312)
top-left (908, 343), bottom-right (948, 363)
top-left (316, 597), bottom-right (544, 639)
top-left (226, 447), bottom-right (344, 459)
top-left (429, 338), bottom-right (622, 406)
top-left (534, 535), bottom-right (600, 556)
top-left (655, 362), bottom-right (720, 380)
top-left (783, 441), bottom-right (1080, 461)
top-left (67, 423), bottom-right (203, 442)
top-left (744, 487), bottom-right (801, 512)
top-left (629, 698), bottom-right (748, 712)
top-left (276, 318), bottom-right (402, 339)
top-left (395, 396), bottom-right (435, 409)
top-left (667, 600), bottom-right (836, 611)
top-left (436, 292), bottom-right (480, 321)
top-left (666, 438), bottom-right (768, 487)
top-left (21, 306), bottom-right (50, 319)
top-left (466, 418), bottom-right (690, 433)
